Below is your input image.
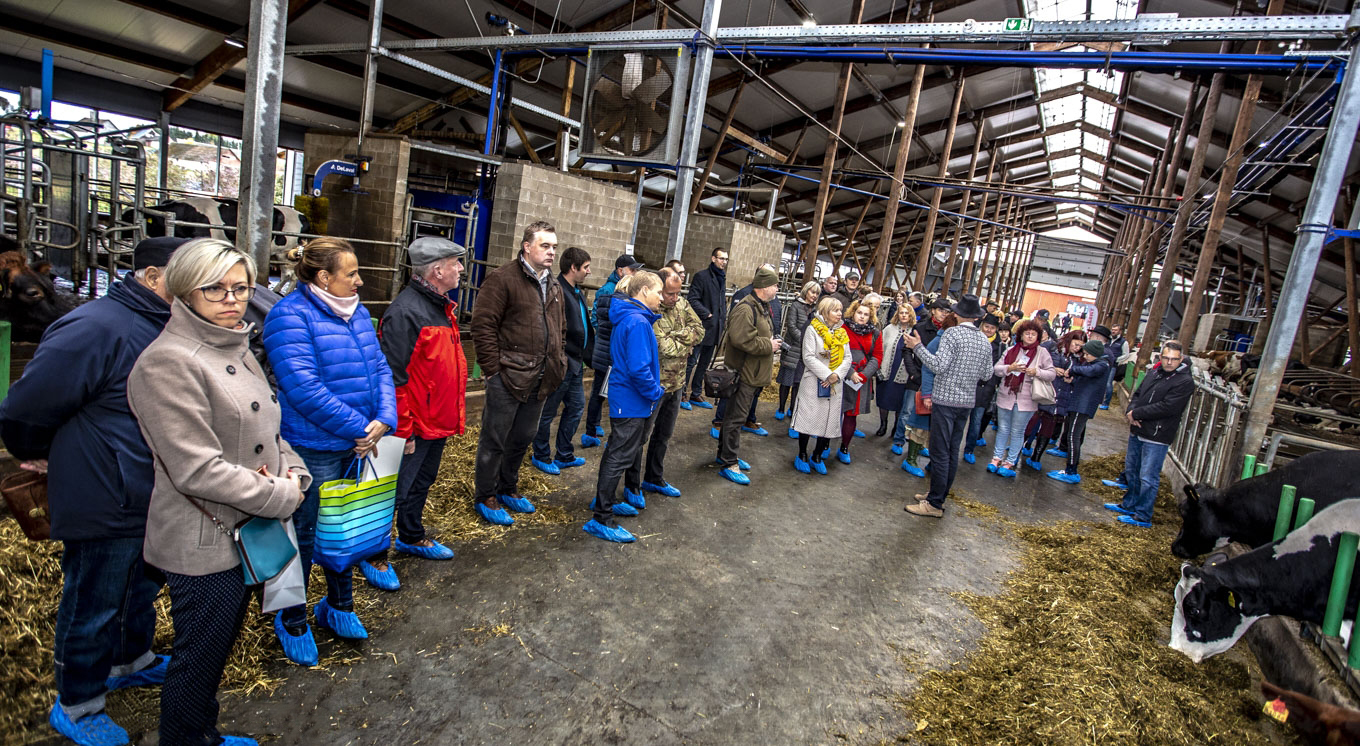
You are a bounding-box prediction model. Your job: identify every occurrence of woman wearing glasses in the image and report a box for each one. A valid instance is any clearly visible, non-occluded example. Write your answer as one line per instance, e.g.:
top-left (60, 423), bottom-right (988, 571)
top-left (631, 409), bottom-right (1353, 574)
top-left (262, 238), bottom-right (397, 665)
top-left (128, 238), bottom-right (309, 746)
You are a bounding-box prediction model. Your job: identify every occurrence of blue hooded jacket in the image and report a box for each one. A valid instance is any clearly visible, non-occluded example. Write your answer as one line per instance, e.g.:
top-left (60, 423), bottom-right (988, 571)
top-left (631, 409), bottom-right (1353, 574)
top-left (607, 296), bottom-right (664, 418)
top-left (1065, 356), bottom-right (1112, 417)
top-left (262, 284), bottom-right (398, 452)
top-left (0, 279), bottom-right (169, 540)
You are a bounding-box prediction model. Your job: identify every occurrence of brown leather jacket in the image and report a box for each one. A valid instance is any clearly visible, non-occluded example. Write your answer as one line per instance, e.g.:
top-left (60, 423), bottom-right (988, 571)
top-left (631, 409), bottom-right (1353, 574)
top-left (472, 253), bottom-right (566, 402)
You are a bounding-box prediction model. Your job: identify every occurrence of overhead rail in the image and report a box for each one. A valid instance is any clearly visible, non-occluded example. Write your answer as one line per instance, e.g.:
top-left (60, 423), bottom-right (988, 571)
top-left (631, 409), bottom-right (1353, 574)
top-left (285, 16), bottom-right (1353, 57)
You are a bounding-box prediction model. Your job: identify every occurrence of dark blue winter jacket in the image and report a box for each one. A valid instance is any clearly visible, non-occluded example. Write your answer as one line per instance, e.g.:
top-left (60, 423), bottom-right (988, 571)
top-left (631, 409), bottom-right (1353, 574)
top-left (591, 271), bottom-right (621, 328)
top-left (0, 279), bottom-right (169, 540)
top-left (1051, 348), bottom-right (1079, 415)
top-left (606, 297), bottom-right (664, 418)
top-left (591, 291), bottom-right (623, 373)
top-left (1065, 356), bottom-right (1112, 417)
top-left (262, 284), bottom-right (398, 452)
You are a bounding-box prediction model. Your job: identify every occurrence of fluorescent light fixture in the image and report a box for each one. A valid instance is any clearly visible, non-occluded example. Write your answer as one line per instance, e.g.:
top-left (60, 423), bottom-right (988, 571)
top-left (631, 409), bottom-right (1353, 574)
top-left (224, 37), bottom-right (245, 48)
top-left (802, 18), bottom-right (817, 28)
top-left (897, 120), bottom-right (906, 127)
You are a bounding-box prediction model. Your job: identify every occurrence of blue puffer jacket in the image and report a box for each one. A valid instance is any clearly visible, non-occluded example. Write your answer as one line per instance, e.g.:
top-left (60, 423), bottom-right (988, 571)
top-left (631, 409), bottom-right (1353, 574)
top-left (1051, 348), bottom-right (1079, 415)
top-left (263, 285), bottom-right (398, 452)
top-left (1065, 357), bottom-right (1111, 417)
top-left (607, 297), bottom-right (664, 418)
top-left (591, 291), bottom-right (623, 373)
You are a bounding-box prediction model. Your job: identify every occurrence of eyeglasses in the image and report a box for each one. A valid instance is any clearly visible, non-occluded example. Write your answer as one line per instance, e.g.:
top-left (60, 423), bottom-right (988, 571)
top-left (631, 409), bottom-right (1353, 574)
top-left (198, 284), bottom-right (255, 302)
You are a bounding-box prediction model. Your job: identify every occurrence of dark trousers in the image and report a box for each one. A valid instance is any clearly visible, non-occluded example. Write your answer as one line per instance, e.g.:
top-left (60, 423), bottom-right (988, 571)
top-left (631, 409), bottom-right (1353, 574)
top-left (54, 537), bottom-right (163, 717)
top-left (533, 365), bottom-right (585, 463)
top-left (1061, 411), bottom-right (1091, 472)
top-left (286, 446), bottom-right (357, 628)
top-left (964, 406), bottom-right (987, 454)
top-left (686, 344), bottom-right (716, 399)
top-left (717, 381), bottom-right (760, 467)
top-left (584, 368), bottom-right (607, 434)
top-left (714, 388), bottom-right (761, 426)
top-left (160, 568), bottom-right (251, 746)
top-left (368, 435), bottom-right (447, 563)
top-left (926, 402), bottom-right (972, 508)
top-left (642, 390), bottom-right (682, 485)
top-left (593, 413), bottom-right (655, 526)
top-left (474, 374), bottom-right (545, 502)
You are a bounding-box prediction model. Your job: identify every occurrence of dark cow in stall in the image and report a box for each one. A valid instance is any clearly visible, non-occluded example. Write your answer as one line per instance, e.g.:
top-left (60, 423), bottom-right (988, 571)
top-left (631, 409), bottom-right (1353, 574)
top-left (125, 197), bottom-right (308, 251)
top-left (0, 237), bottom-right (79, 343)
top-left (1174, 449), bottom-right (1360, 558)
top-left (1261, 680), bottom-right (1360, 746)
top-left (1170, 498), bottom-right (1360, 663)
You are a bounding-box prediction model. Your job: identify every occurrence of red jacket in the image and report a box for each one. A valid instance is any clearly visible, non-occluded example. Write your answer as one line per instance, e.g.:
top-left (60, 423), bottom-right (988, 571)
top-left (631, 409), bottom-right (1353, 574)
top-left (379, 279), bottom-right (467, 439)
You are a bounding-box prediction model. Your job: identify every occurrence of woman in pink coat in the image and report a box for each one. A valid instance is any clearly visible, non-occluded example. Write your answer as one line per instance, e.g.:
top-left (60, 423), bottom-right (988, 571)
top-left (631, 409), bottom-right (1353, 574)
top-left (988, 319), bottom-right (1056, 477)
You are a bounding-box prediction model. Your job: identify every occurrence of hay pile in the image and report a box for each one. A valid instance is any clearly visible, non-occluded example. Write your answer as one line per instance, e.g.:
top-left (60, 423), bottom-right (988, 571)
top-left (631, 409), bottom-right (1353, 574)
top-left (900, 457), bottom-right (1288, 745)
top-left (0, 425), bottom-right (572, 742)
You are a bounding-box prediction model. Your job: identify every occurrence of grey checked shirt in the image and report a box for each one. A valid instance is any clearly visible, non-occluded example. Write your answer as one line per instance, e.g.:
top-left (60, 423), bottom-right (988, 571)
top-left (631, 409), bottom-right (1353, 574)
top-left (913, 322), bottom-right (996, 408)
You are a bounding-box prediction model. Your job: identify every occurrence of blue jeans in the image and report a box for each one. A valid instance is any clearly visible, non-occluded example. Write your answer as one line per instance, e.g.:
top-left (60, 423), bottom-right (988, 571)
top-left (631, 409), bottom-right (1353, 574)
top-left (533, 365), bottom-right (584, 463)
top-left (54, 537), bottom-right (163, 717)
top-left (964, 406), bottom-right (986, 454)
top-left (1103, 370), bottom-right (1116, 406)
top-left (1119, 434), bottom-right (1170, 523)
top-left (992, 404), bottom-right (1030, 464)
top-left (285, 446), bottom-right (358, 629)
top-left (892, 387), bottom-right (917, 446)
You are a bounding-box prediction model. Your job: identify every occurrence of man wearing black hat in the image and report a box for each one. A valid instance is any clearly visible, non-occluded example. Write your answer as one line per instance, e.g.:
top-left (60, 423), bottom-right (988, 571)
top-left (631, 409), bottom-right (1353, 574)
top-left (582, 253), bottom-right (644, 446)
top-left (0, 236), bottom-right (189, 743)
top-left (915, 297), bottom-right (952, 349)
top-left (902, 294), bottom-right (996, 518)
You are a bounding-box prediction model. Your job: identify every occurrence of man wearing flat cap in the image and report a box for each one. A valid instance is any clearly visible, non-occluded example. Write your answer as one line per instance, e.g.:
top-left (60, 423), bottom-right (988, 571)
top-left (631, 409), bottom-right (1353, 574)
top-left (378, 235), bottom-right (470, 560)
top-left (902, 293), bottom-right (996, 518)
top-left (714, 266), bottom-right (782, 486)
top-left (0, 236), bottom-right (191, 743)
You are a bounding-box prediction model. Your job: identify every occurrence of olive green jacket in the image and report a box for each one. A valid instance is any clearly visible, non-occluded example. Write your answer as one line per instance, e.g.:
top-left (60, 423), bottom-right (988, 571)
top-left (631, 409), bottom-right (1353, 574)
top-left (722, 294), bottom-right (775, 386)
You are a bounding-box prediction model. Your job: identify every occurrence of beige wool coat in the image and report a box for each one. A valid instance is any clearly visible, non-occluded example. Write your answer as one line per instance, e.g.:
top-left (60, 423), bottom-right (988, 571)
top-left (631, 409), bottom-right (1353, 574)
top-left (128, 299), bottom-right (311, 576)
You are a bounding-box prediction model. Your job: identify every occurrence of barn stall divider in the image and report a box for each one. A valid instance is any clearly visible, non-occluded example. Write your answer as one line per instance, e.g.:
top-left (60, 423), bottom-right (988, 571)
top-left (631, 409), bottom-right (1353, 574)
top-left (1168, 369), bottom-right (1249, 488)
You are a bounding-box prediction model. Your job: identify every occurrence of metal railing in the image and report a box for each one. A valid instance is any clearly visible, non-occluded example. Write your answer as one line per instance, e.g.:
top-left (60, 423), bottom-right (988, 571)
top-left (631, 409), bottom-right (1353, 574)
top-left (1168, 368), bottom-right (1249, 488)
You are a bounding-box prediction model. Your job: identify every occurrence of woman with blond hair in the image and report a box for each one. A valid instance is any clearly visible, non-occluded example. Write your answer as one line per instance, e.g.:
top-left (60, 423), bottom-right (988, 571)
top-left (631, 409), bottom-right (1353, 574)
top-left (790, 297), bottom-right (850, 474)
top-left (128, 238), bottom-right (309, 746)
top-left (875, 303), bottom-right (918, 438)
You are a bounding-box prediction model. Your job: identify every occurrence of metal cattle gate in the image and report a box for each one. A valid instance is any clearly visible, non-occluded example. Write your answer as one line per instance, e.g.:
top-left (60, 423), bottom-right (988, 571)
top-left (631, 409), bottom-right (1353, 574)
top-left (1168, 369), bottom-right (1249, 489)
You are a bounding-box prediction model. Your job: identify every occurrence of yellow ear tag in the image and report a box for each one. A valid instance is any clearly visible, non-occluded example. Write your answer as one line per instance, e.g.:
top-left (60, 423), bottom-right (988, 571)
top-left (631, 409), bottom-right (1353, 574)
top-left (1228, 591), bottom-right (1237, 608)
top-left (1263, 698), bottom-right (1288, 723)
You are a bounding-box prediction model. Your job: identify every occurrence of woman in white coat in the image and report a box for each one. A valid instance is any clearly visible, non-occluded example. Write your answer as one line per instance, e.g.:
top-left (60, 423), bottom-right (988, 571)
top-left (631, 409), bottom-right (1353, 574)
top-left (790, 297), bottom-right (851, 475)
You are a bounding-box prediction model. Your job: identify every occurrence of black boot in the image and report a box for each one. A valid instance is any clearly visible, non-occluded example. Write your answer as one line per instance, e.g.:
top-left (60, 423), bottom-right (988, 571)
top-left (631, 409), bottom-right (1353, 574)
top-left (875, 410), bottom-right (889, 437)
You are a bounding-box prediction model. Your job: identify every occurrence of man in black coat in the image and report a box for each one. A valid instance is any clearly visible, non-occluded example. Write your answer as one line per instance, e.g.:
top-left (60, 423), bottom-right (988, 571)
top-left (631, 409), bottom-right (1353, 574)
top-left (914, 297), bottom-right (951, 348)
top-left (1103, 341), bottom-right (1194, 528)
top-left (532, 246), bottom-right (594, 474)
top-left (683, 246), bottom-right (729, 407)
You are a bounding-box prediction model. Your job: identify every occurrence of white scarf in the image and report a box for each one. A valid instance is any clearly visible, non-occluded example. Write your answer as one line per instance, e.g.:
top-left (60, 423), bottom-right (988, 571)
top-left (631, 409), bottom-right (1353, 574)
top-left (310, 283), bottom-right (361, 322)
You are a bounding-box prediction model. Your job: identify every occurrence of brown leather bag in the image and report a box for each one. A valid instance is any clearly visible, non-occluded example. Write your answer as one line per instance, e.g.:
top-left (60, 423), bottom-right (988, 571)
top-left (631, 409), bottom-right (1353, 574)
top-left (2, 471), bottom-right (51, 541)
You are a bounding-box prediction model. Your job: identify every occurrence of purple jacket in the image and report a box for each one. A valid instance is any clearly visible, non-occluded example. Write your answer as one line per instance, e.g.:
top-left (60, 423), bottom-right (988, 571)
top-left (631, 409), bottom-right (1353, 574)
top-left (993, 344), bottom-right (1056, 413)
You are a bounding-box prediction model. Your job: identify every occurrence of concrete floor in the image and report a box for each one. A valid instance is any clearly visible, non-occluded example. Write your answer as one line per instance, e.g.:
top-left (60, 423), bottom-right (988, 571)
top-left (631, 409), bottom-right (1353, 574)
top-left (215, 404), bottom-right (1134, 746)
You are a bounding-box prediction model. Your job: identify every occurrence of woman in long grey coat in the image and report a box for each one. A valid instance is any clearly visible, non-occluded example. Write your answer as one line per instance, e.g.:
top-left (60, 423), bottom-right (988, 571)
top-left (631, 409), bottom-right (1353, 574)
top-left (128, 239), bottom-right (309, 746)
top-left (790, 296), bottom-right (849, 475)
top-left (776, 281), bottom-right (820, 426)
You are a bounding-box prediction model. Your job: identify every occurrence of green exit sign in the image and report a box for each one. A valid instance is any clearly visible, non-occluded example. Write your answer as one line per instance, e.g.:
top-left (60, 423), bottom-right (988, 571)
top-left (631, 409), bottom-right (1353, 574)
top-left (1004, 18), bottom-right (1034, 32)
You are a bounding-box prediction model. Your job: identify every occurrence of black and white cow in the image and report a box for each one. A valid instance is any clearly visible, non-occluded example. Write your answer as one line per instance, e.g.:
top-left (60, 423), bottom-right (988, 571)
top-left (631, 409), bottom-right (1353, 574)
top-left (124, 198), bottom-right (308, 252)
top-left (1170, 498), bottom-right (1360, 663)
top-left (1173, 449), bottom-right (1360, 558)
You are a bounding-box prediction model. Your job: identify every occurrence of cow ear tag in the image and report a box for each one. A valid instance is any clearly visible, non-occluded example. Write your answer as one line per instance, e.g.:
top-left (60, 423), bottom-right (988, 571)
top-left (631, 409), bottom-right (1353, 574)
top-left (1227, 591), bottom-right (1237, 608)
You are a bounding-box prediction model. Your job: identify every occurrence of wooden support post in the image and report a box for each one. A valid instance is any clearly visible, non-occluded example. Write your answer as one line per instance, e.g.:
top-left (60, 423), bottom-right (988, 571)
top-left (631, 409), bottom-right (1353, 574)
top-left (801, 0), bottom-right (866, 275)
top-left (690, 79), bottom-right (747, 213)
top-left (834, 197), bottom-right (874, 277)
top-left (506, 111), bottom-right (542, 164)
top-left (986, 201), bottom-right (1009, 304)
top-left (871, 62), bottom-right (927, 288)
top-left (556, 59), bottom-right (576, 166)
top-left (1135, 71), bottom-right (1225, 370)
top-left (941, 126), bottom-right (984, 294)
top-left (981, 195), bottom-right (1013, 301)
top-left (1345, 235), bottom-right (1359, 377)
top-left (887, 212), bottom-right (924, 290)
top-left (963, 159), bottom-right (997, 296)
top-left (912, 74), bottom-right (966, 290)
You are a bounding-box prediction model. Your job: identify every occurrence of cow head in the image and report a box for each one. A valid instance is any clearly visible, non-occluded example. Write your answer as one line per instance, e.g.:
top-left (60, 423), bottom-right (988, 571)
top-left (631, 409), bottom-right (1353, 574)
top-left (1169, 563), bottom-right (1265, 663)
top-left (0, 250), bottom-right (75, 342)
top-left (1172, 483), bottom-right (1222, 558)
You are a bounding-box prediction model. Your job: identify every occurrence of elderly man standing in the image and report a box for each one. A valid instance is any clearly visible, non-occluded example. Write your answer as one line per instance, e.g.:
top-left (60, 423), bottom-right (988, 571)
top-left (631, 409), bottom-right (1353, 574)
top-left (0, 237), bottom-right (187, 744)
top-left (378, 237), bottom-right (469, 562)
top-left (685, 247), bottom-right (728, 408)
top-left (715, 266), bottom-right (782, 486)
top-left (903, 294), bottom-right (996, 517)
top-left (641, 267), bottom-right (705, 498)
top-left (471, 220), bottom-right (566, 525)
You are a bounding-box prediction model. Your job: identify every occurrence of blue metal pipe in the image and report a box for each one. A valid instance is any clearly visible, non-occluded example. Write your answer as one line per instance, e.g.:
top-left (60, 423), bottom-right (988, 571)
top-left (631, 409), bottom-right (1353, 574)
top-left (41, 49), bottom-right (53, 119)
top-left (484, 49), bottom-right (504, 156)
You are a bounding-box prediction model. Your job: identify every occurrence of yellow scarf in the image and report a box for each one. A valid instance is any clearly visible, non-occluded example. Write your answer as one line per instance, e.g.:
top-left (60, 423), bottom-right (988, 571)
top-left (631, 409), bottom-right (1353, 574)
top-left (810, 316), bottom-right (849, 370)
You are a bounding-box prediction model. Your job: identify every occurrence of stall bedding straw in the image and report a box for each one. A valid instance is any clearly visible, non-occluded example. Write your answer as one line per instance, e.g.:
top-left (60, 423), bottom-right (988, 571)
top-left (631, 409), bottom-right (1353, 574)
top-left (0, 425), bottom-right (566, 741)
top-left (901, 453), bottom-right (1295, 746)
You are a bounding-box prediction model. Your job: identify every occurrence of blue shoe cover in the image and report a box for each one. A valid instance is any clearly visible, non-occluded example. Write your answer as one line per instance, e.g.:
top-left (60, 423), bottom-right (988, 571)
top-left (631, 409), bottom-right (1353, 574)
top-left (273, 614), bottom-right (318, 666)
top-left (1103, 503), bottom-right (1135, 516)
top-left (986, 462), bottom-right (998, 473)
top-left (787, 428), bottom-right (798, 439)
top-left (1100, 479), bottom-right (1129, 489)
top-left (963, 453), bottom-right (975, 464)
top-left (811, 459), bottom-right (828, 475)
top-left (1046, 469), bottom-right (1081, 484)
top-left (775, 410), bottom-right (786, 420)
top-left (611, 500), bottom-right (639, 517)
top-left (680, 401), bottom-right (692, 410)
top-left (314, 598), bottom-right (368, 640)
top-left (692, 400), bottom-right (714, 409)
top-left (996, 466), bottom-right (1018, 478)
top-left (1025, 459), bottom-right (1043, 472)
top-left (1021, 446), bottom-right (1032, 456)
top-left (837, 449), bottom-right (851, 465)
top-left (395, 537), bottom-right (455, 560)
top-left (1046, 448), bottom-right (1068, 458)
top-left (1099, 404), bottom-right (1110, 410)
top-left (794, 457), bottom-right (811, 474)
top-left (891, 444), bottom-right (903, 456)
top-left (737, 458), bottom-right (751, 471)
top-left (359, 560), bottom-right (400, 591)
top-left (920, 448), bottom-right (930, 458)
top-left (499, 494), bottom-right (536, 513)
top-left (531, 458), bottom-right (560, 475)
top-left (475, 501), bottom-right (514, 526)
top-left (1116, 515), bottom-right (1152, 528)
top-left (853, 429), bottom-right (866, 438)
top-left (106, 654), bottom-right (169, 690)
top-left (975, 438), bottom-right (987, 447)
top-left (49, 703), bottom-right (129, 746)
top-left (220, 738), bottom-right (259, 746)
top-left (556, 457), bottom-right (587, 469)
top-left (642, 481), bottom-right (681, 497)
top-left (583, 519), bottom-right (635, 542)
top-left (902, 460), bottom-right (925, 478)
top-left (623, 488), bottom-right (646, 510)
top-left (720, 467), bottom-right (750, 485)
top-left (580, 434), bottom-right (601, 448)
top-left (710, 427), bottom-right (720, 439)
top-left (593, 426), bottom-right (605, 437)
top-left (821, 448), bottom-right (830, 461)
top-left (742, 425), bottom-right (769, 436)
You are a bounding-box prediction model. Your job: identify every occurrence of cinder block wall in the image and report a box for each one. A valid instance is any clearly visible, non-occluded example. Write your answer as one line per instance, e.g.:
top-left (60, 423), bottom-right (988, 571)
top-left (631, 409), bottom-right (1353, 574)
top-left (303, 132), bottom-right (410, 302)
top-left (487, 164), bottom-right (636, 291)
top-left (634, 208), bottom-right (785, 289)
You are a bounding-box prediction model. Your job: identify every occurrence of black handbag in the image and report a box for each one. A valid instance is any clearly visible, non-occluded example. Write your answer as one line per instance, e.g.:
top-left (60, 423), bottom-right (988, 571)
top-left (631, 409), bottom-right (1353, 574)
top-left (702, 323), bottom-right (740, 399)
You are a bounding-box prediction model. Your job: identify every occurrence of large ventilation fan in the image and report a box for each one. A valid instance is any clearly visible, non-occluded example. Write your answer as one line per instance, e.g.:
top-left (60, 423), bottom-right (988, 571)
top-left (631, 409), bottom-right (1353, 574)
top-left (579, 47), bottom-right (690, 165)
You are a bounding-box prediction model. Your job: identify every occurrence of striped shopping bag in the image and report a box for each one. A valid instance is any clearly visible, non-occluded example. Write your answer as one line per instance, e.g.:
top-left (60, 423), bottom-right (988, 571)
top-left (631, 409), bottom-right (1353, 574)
top-left (314, 458), bottom-right (397, 573)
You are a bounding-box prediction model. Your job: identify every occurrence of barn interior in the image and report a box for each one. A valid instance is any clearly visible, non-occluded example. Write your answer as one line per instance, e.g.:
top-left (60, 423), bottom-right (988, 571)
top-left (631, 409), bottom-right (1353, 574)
top-left (1, 0), bottom-right (1359, 743)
